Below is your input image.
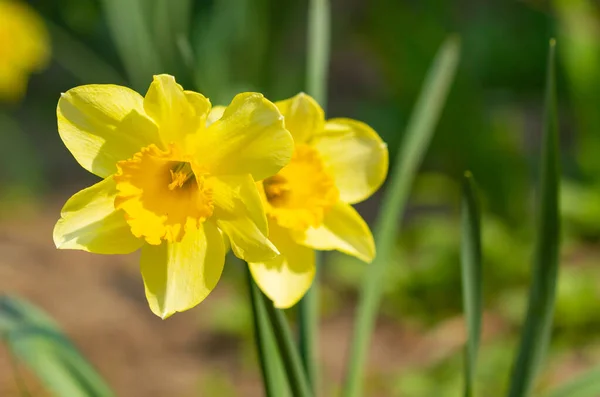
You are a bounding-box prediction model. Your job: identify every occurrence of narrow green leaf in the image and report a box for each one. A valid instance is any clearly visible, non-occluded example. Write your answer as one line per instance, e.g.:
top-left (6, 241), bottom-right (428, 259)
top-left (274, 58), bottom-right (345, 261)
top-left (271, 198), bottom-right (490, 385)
top-left (461, 172), bottom-right (483, 397)
top-left (246, 266), bottom-right (288, 397)
top-left (342, 36), bottom-right (461, 397)
top-left (306, 0), bottom-right (330, 108)
top-left (507, 39), bottom-right (561, 397)
top-left (543, 367), bottom-right (600, 397)
top-left (0, 113), bottom-right (45, 197)
top-left (46, 20), bottom-right (125, 84)
top-left (152, 0), bottom-right (193, 82)
top-left (262, 292), bottom-right (313, 397)
top-left (0, 295), bottom-right (114, 397)
top-left (99, 0), bottom-right (161, 92)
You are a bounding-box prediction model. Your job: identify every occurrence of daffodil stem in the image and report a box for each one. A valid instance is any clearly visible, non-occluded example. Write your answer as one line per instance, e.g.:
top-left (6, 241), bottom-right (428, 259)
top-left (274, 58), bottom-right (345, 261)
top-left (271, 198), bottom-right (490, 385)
top-left (263, 293), bottom-right (313, 397)
top-left (306, 0), bottom-right (331, 108)
top-left (300, 0), bottom-right (331, 393)
top-left (246, 267), bottom-right (287, 397)
top-left (298, 253), bottom-right (320, 391)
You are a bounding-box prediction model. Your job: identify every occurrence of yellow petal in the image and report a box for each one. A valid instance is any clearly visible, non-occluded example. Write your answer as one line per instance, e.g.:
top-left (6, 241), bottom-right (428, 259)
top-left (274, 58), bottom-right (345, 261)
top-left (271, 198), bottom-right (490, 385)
top-left (294, 201), bottom-right (375, 262)
top-left (249, 220), bottom-right (315, 309)
top-left (206, 105), bottom-right (226, 126)
top-left (311, 118), bottom-right (388, 204)
top-left (57, 84), bottom-right (160, 177)
top-left (140, 221), bottom-right (225, 319)
top-left (198, 93), bottom-right (293, 181)
top-left (143, 74), bottom-right (211, 150)
top-left (208, 174), bottom-right (279, 262)
top-left (276, 92), bottom-right (325, 143)
top-left (53, 176), bottom-right (143, 254)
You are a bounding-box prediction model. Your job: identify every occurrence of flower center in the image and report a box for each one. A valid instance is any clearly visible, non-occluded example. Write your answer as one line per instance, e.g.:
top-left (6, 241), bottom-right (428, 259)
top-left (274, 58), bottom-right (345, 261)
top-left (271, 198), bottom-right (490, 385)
top-left (261, 144), bottom-right (338, 231)
top-left (114, 144), bottom-right (214, 245)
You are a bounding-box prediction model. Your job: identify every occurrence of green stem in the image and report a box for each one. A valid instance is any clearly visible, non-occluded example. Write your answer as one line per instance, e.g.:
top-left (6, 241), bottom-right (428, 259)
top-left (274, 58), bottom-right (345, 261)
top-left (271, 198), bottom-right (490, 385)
top-left (246, 267), bottom-right (286, 397)
top-left (298, 252), bottom-right (320, 391)
top-left (306, 0), bottom-right (331, 107)
top-left (299, 0), bottom-right (331, 392)
top-left (263, 293), bottom-right (313, 397)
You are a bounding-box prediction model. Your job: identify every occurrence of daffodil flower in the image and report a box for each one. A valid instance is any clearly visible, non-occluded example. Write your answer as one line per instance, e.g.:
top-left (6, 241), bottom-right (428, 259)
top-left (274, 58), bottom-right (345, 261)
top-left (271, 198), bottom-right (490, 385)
top-left (249, 93), bottom-right (389, 308)
top-left (0, 0), bottom-right (49, 101)
top-left (54, 75), bottom-right (294, 318)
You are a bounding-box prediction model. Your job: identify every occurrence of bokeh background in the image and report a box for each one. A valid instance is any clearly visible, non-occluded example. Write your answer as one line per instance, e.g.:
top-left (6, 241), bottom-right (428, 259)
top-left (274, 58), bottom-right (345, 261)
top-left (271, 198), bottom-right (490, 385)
top-left (2, 0), bottom-right (600, 396)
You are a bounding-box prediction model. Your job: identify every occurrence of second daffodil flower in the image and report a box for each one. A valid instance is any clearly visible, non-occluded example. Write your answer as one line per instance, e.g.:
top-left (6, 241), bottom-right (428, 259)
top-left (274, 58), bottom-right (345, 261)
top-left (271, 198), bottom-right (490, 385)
top-left (53, 75), bottom-right (293, 318)
top-left (249, 93), bottom-right (389, 308)
top-left (0, 0), bottom-right (49, 101)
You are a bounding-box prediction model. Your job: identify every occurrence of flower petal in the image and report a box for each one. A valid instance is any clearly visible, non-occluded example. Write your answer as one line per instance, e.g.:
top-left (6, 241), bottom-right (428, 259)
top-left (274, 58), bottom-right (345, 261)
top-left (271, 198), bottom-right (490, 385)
top-left (311, 118), bottom-right (388, 204)
top-left (140, 221), bottom-right (225, 319)
top-left (294, 201), bottom-right (375, 262)
top-left (206, 105), bottom-right (226, 127)
top-left (249, 220), bottom-right (315, 309)
top-left (276, 92), bottom-right (325, 143)
top-left (143, 74), bottom-right (211, 150)
top-left (57, 84), bottom-right (160, 177)
top-left (208, 174), bottom-right (279, 262)
top-left (198, 93), bottom-right (293, 181)
top-left (53, 176), bottom-right (143, 254)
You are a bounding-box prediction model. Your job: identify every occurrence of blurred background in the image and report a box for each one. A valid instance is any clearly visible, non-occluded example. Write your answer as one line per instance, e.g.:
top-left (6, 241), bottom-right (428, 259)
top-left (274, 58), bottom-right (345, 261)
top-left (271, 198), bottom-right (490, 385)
top-left (1, 0), bottom-right (600, 396)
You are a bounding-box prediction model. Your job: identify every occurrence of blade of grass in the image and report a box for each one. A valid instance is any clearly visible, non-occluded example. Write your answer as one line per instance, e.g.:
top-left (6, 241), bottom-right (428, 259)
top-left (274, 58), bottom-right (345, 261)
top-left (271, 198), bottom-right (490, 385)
top-left (461, 172), bottom-right (483, 397)
top-left (298, 0), bottom-right (331, 393)
top-left (46, 20), bottom-right (125, 84)
top-left (543, 367), bottom-right (600, 397)
top-left (342, 36), bottom-right (461, 397)
top-left (507, 39), bottom-right (561, 397)
top-left (246, 266), bottom-right (288, 397)
top-left (99, 0), bottom-right (161, 91)
top-left (262, 291), bottom-right (313, 397)
top-left (0, 295), bottom-right (115, 397)
top-left (152, 0), bottom-right (192, 83)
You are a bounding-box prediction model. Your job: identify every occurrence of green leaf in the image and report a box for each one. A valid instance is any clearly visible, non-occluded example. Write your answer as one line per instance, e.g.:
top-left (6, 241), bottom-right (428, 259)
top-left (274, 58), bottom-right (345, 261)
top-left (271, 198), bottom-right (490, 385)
top-left (543, 367), bottom-right (600, 397)
top-left (246, 266), bottom-right (289, 397)
top-left (151, 0), bottom-right (193, 83)
top-left (342, 35), bottom-right (461, 397)
top-left (262, 290), bottom-right (313, 397)
top-left (99, 0), bottom-right (162, 92)
top-left (506, 39), bottom-right (561, 397)
top-left (46, 20), bottom-right (125, 85)
top-left (0, 295), bottom-right (114, 397)
top-left (461, 172), bottom-right (483, 397)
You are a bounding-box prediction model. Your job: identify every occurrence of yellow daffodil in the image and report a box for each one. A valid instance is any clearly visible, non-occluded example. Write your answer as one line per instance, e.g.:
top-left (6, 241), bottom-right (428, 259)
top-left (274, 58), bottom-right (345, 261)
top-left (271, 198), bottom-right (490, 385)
top-left (0, 0), bottom-right (49, 101)
top-left (53, 74), bottom-right (294, 318)
top-left (249, 93), bottom-right (389, 308)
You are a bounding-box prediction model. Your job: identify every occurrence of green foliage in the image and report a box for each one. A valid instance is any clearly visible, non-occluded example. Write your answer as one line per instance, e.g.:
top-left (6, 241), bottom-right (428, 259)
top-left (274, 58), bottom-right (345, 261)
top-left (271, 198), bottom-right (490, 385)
top-left (343, 35), bottom-right (461, 397)
top-left (0, 295), bottom-right (114, 397)
top-left (460, 173), bottom-right (483, 397)
top-left (507, 39), bottom-right (561, 397)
